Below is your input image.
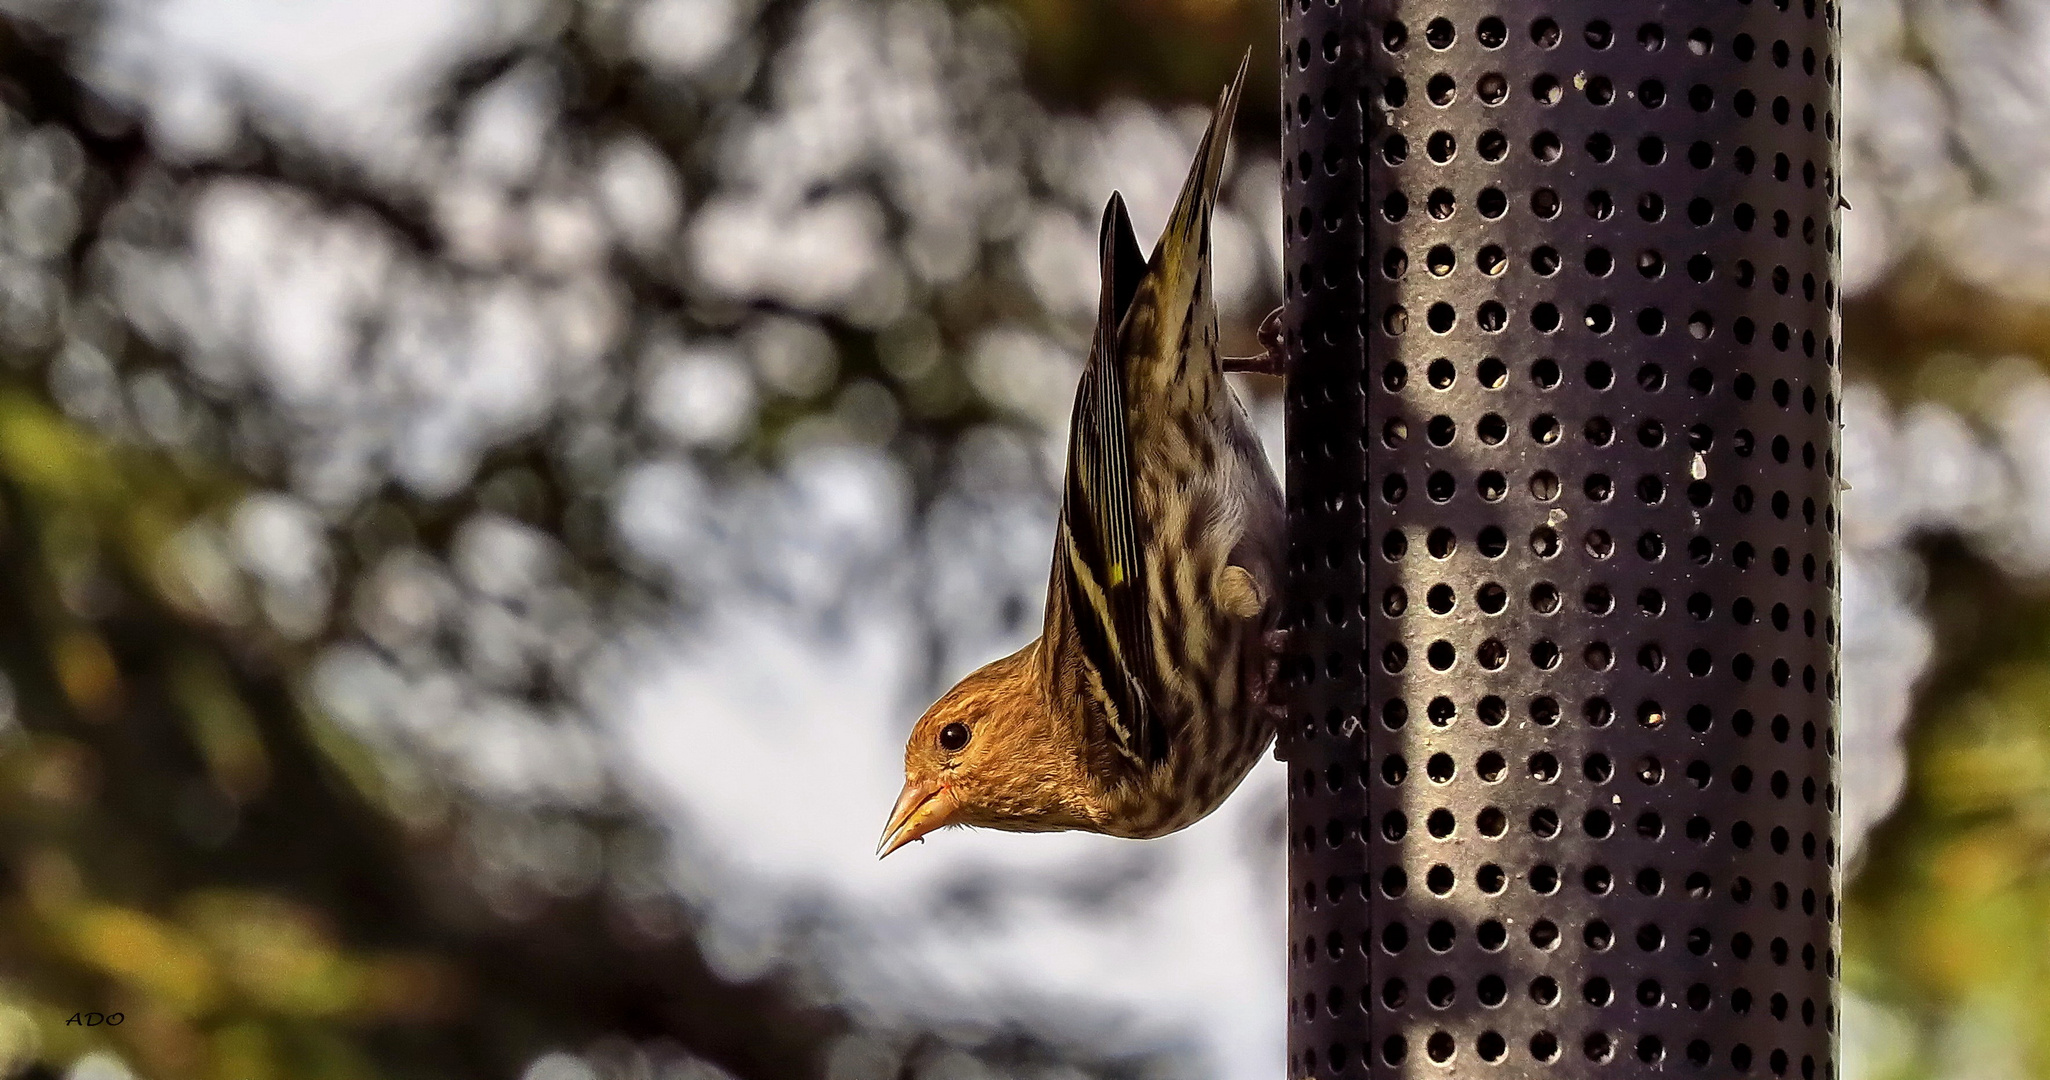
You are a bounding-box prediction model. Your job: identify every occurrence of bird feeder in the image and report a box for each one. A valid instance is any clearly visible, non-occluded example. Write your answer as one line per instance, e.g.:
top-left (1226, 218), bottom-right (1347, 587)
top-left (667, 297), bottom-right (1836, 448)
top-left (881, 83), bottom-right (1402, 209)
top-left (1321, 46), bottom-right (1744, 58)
top-left (1276, 1), bottom-right (1842, 1077)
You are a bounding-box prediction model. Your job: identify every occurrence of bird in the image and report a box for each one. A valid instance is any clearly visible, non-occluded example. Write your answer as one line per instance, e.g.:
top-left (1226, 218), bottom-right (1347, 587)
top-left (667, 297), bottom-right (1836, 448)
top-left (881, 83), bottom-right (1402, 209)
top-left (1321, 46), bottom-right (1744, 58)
top-left (879, 55), bottom-right (1287, 858)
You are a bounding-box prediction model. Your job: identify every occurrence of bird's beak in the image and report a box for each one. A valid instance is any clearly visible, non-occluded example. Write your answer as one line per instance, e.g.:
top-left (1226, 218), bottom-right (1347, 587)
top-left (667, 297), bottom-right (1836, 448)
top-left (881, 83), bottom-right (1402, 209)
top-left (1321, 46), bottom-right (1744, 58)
top-left (877, 777), bottom-right (960, 859)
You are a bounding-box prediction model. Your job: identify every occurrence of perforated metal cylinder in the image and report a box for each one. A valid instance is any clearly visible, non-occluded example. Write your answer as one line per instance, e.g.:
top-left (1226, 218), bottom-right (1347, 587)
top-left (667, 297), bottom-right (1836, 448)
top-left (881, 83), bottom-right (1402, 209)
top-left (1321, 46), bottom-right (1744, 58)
top-left (1277, 1), bottom-right (1842, 1078)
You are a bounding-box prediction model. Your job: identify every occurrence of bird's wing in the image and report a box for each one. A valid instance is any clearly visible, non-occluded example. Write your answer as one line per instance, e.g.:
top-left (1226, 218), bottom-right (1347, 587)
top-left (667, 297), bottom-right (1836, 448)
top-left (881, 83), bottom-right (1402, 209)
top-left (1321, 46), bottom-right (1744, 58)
top-left (1056, 59), bottom-right (1248, 772)
top-left (1058, 191), bottom-right (1164, 768)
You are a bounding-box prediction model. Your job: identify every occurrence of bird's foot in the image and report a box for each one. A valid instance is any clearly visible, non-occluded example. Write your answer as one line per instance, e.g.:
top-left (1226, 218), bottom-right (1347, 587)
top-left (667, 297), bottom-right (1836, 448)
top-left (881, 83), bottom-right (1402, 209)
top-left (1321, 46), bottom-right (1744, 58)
top-left (1255, 626), bottom-right (1286, 688)
top-left (1258, 625), bottom-right (1294, 760)
top-left (1223, 307), bottom-right (1287, 376)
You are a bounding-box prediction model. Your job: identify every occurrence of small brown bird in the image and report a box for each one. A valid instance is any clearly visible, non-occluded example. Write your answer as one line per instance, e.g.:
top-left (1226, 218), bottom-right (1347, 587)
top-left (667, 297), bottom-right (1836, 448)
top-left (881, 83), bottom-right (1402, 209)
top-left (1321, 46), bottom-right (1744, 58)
top-left (879, 57), bottom-right (1286, 858)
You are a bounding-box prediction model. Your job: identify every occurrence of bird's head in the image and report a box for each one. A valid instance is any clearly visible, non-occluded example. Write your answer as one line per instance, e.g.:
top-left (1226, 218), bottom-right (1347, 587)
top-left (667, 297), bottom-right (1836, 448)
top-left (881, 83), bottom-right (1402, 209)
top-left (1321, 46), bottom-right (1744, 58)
top-left (877, 643), bottom-right (1090, 858)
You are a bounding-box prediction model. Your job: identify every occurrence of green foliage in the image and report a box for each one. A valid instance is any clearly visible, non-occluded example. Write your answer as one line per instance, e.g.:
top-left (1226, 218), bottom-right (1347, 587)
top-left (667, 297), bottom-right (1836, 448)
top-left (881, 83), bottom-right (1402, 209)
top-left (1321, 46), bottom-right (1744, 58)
top-left (1848, 563), bottom-right (2050, 1080)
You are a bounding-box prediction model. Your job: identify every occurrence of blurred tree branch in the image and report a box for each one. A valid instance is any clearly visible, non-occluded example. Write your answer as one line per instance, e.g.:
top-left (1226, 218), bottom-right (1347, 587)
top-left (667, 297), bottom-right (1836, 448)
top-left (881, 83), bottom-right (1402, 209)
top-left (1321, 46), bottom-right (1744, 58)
top-left (0, 383), bottom-right (852, 1078)
top-left (0, 15), bottom-right (866, 1080)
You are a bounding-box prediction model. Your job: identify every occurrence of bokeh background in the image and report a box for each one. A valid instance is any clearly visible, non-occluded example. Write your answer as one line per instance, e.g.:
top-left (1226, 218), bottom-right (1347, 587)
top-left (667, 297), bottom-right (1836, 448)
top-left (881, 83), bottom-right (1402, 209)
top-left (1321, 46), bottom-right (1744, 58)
top-left (0, 0), bottom-right (2026, 1076)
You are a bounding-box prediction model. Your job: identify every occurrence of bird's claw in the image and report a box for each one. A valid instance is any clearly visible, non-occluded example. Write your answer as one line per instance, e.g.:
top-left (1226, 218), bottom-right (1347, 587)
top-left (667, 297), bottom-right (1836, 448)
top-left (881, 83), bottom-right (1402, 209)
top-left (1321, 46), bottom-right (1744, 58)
top-left (1223, 307), bottom-right (1289, 376)
top-left (1257, 306), bottom-right (1283, 351)
top-left (1256, 627), bottom-right (1291, 700)
top-left (1258, 626), bottom-right (1294, 760)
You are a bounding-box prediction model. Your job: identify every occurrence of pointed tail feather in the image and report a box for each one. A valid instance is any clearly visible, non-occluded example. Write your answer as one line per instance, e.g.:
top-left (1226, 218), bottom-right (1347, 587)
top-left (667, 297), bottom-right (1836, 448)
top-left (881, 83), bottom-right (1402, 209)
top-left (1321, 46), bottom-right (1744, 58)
top-left (1138, 51), bottom-right (1249, 360)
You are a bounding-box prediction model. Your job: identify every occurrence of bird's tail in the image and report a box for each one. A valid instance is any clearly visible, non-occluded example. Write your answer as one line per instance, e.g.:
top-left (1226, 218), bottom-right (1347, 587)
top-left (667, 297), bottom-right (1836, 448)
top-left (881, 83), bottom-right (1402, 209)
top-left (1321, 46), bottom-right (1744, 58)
top-left (1139, 51), bottom-right (1247, 354)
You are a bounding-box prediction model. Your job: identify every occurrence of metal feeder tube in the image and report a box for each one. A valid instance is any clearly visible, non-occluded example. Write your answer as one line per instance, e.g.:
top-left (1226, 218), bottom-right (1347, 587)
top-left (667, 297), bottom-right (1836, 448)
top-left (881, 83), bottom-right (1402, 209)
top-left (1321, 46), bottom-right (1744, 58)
top-left (1277, 2), bottom-right (1842, 1077)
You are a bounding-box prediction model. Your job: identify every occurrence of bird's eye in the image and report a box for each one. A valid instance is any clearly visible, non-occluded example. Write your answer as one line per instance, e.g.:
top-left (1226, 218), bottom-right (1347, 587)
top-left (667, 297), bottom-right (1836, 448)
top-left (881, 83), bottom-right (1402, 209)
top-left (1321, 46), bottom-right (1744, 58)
top-left (939, 722), bottom-right (971, 753)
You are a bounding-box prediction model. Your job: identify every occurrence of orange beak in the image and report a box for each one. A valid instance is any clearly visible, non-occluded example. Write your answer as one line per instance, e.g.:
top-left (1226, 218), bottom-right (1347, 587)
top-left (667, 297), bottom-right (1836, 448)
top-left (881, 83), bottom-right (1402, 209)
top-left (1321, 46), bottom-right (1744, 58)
top-left (877, 777), bottom-right (961, 859)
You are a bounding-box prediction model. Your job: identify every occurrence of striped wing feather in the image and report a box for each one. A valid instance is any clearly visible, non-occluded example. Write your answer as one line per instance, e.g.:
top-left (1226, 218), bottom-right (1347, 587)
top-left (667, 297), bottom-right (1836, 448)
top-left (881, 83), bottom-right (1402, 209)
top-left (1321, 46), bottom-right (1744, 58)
top-left (1058, 57), bottom-right (1250, 779)
top-left (1060, 192), bottom-right (1164, 767)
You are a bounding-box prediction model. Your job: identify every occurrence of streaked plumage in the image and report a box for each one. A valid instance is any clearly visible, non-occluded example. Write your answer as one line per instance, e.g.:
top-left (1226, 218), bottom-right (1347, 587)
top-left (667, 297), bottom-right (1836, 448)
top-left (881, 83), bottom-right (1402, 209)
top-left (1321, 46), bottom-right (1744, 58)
top-left (880, 57), bottom-right (1286, 856)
